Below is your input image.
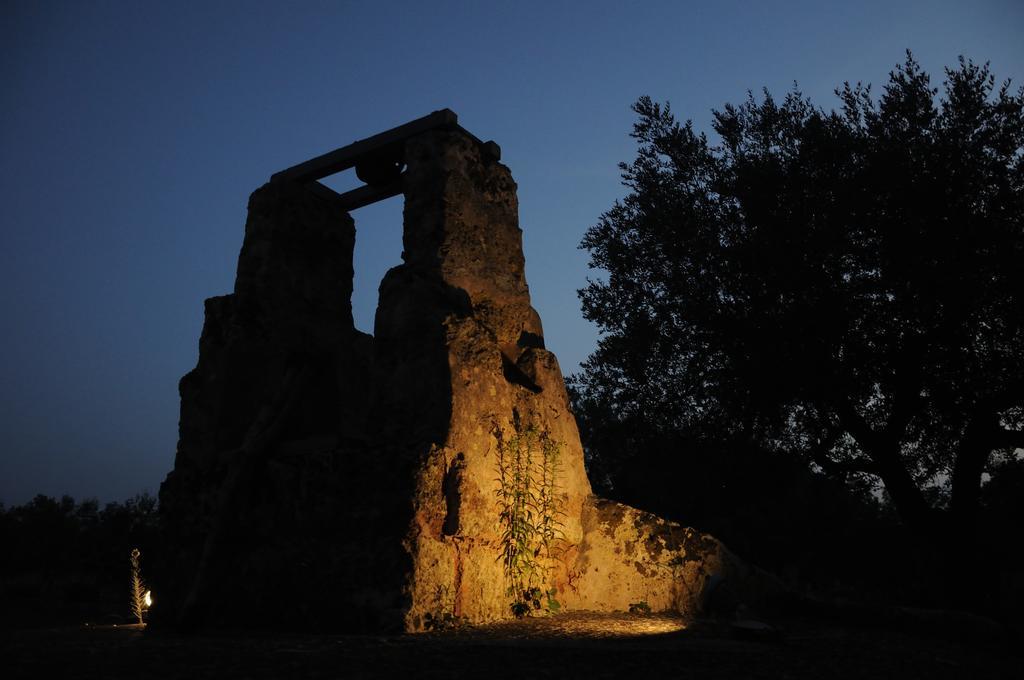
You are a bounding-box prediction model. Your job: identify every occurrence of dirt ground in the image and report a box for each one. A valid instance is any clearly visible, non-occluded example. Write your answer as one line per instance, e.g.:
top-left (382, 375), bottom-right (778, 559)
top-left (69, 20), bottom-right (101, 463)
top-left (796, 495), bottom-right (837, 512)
top-left (4, 612), bottom-right (1020, 679)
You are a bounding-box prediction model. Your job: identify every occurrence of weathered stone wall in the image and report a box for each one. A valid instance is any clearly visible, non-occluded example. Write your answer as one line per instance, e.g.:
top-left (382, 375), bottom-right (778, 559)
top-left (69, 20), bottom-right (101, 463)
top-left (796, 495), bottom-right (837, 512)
top-left (568, 498), bottom-right (785, 617)
top-left (375, 130), bottom-right (593, 629)
top-left (155, 125), bottom-right (782, 633)
top-left (155, 181), bottom-right (384, 630)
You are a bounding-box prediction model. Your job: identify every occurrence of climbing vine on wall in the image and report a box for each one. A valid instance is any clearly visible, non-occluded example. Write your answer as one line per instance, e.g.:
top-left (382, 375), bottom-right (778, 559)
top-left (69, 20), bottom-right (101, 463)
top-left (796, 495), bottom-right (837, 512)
top-left (494, 420), bottom-right (566, 617)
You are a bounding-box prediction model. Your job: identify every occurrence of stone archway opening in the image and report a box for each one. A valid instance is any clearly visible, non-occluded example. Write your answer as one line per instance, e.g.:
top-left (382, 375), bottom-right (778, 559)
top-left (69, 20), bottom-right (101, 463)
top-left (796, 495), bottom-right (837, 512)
top-left (316, 180), bottom-right (403, 337)
top-left (278, 110), bottom-right (497, 338)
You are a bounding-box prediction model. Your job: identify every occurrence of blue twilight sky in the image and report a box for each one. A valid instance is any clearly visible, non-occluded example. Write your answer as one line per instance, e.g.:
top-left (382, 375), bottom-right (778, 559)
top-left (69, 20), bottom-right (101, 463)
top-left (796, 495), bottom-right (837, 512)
top-left (1, 1), bottom-right (1021, 505)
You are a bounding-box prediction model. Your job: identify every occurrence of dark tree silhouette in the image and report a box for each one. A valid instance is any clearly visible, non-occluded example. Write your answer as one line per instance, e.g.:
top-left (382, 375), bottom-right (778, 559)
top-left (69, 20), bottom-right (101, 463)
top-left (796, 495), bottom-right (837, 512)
top-left (575, 53), bottom-right (1024, 548)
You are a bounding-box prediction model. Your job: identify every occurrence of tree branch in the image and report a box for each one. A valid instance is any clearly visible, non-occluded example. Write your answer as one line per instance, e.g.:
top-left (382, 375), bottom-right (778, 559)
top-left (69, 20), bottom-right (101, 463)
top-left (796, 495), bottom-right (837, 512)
top-left (836, 398), bottom-right (938, 536)
top-left (978, 376), bottom-right (1024, 413)
top-left (806, 424), bottom-right (880, 476)
top-left (991, 427), bottom-right (1024, 451)
top-left (836, 399), bottom-right (883, 453)
top-left (815, 456), bottom-right (880, 476)
top-left (885, 377), bottom-right (923, 440)
top-left (885, 342), bottom-right (925, 439)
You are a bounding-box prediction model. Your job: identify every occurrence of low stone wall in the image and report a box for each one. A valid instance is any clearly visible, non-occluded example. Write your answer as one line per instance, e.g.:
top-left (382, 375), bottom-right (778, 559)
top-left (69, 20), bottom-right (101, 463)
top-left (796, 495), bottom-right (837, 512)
top-left (568, 498), bottom-right (786, 618)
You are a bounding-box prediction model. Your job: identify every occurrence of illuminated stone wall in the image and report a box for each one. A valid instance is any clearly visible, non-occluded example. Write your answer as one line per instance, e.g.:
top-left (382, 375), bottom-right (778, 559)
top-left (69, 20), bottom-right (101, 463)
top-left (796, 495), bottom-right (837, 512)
top-left (379, 129), bottom-right (594, 628)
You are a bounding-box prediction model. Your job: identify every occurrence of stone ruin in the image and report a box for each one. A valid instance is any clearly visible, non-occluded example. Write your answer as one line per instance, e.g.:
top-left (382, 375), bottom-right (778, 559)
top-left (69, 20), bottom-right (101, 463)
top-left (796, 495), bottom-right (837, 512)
top-left (154, 110), bottom-right (780, 632)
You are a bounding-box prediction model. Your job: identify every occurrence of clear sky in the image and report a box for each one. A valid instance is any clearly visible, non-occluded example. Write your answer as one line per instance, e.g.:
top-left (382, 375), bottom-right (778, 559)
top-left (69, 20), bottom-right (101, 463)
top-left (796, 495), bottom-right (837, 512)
top-left (1, 1), bottom-right (1021, 505)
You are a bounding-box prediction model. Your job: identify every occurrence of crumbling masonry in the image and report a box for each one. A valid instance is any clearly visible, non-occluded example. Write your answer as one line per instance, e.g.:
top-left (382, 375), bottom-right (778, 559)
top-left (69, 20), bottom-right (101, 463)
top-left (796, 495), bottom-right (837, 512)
top-left (155, 111), bottom-right (779, 631)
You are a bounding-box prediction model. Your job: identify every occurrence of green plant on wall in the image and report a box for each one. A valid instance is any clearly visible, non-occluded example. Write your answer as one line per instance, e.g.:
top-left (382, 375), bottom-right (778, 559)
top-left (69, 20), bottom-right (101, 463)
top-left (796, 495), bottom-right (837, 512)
top-left (536, 431), bottom-right (564, 561)
top-left (494, 420), bottom-right (566, 617)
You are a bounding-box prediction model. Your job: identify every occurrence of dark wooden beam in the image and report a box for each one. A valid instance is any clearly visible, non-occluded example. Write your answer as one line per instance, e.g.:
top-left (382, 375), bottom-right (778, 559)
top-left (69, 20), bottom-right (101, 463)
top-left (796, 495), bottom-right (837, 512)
top-left (271, 109), bottom-right (458, 184)
top-left (272, 109), bottom-right (502, 212)
top-left (334, 178), bottom-right (404, 211)
top-left (308, 178), bottom-right (404, 212)
top-left (307, 181), bottom-right (344, 203)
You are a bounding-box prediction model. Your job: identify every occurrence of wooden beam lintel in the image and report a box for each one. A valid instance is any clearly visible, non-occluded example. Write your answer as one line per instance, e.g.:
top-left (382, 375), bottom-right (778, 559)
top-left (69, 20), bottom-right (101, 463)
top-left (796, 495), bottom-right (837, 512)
top-left (309, 178), bottom-right (403, 212)
top-left (271, 109), bottom-right (458, 184)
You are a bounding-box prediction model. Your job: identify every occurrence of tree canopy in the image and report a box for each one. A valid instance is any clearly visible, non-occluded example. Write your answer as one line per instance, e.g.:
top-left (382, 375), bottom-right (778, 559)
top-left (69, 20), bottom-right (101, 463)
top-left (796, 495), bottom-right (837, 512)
top-left (575, 53), bottom-right (1024, 543)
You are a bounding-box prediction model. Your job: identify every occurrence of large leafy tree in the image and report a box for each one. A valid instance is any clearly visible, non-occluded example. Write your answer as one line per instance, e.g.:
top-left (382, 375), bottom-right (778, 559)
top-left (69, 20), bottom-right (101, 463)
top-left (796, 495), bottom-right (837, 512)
top-left (576, 54), bottom-right (1024, 544)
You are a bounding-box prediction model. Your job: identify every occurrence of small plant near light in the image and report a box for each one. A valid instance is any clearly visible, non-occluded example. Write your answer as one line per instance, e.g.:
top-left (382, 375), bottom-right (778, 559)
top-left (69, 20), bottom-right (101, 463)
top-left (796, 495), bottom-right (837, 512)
top-left (494, 421), bottom-right (566, 618)
top-left (514, 586), bottom-right (562, 617)
top-left (423, 584), bottom-right (467, 631)
top-left (629, 601), bottom-right (652, 615)
top-left (129, 548), bottom-right (150, 624)
top-left (423, 611), bottom-right (467, 631)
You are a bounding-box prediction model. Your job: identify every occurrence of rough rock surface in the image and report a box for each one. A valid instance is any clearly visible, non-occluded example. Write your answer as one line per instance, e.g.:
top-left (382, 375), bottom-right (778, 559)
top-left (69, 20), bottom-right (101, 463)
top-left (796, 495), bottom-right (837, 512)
top-left (569, 498), bottom-right (784, 617)
top-left (155, 126), bottom-right (780, 633)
